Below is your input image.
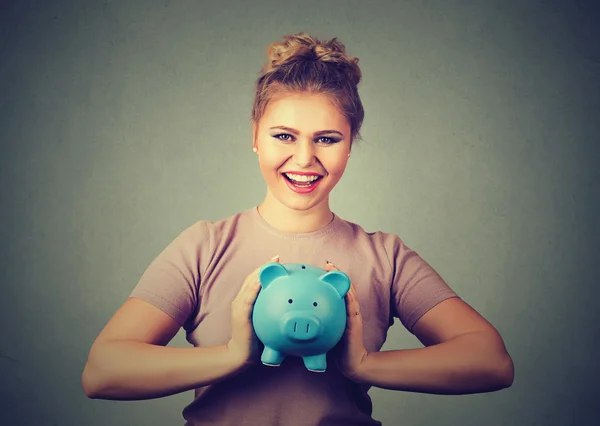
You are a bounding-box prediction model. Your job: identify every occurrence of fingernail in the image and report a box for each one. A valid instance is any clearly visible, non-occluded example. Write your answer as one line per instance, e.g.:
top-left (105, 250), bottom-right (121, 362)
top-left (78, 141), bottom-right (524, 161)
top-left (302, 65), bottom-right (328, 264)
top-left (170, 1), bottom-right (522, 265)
top-left (271, 255), bottom-right (279, 261)
top-left (325, 260), bottom-right (332, 265)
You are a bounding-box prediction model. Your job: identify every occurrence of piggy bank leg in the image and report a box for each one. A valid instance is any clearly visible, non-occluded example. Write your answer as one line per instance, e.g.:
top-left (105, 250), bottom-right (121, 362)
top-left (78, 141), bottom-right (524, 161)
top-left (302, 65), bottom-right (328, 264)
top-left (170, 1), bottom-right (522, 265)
top-left (302, 354), bottom-right (327, 372)
top-left (261, 346), bottom-right (285, 367)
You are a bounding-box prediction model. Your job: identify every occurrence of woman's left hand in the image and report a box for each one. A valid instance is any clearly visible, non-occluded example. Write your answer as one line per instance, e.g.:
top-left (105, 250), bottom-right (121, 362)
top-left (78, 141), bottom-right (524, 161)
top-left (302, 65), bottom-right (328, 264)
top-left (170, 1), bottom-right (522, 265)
top-left (324, 261), bottom-right (369, 382)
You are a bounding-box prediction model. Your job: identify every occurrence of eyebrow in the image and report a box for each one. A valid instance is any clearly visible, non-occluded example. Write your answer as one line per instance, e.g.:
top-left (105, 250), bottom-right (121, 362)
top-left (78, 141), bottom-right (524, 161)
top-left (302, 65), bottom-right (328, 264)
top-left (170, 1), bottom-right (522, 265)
top-left (269, 126), bottom-right (344, 137)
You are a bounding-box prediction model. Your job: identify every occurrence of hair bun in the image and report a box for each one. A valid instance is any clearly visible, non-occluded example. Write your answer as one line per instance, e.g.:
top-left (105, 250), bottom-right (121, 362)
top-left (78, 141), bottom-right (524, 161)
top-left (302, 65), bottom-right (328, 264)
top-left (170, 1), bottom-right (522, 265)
top-left (263, 33), bottom-right (361, 86)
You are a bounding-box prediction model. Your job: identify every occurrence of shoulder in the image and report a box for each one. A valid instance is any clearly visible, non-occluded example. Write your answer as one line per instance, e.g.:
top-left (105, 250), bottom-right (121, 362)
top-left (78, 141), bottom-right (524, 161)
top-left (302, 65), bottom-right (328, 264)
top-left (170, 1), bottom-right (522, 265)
top-left (176, 209), bottom-right (250, 244)
top-left (199, 209), bottom-right (254, 247)
top-left (335, 216), bottom-right (434, 280)
top-left (165, 220), bottom-right (211, 253)
top-left (165, 209), bottom-right (259, 265)
top-left (335, 215), bottom-right (405, 259)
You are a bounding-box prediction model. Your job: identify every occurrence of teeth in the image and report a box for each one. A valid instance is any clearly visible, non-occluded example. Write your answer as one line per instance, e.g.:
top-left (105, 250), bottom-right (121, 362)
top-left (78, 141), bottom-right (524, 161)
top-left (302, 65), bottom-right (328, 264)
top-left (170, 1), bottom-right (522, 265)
top-left (285, 173), bottom-right (320, 182)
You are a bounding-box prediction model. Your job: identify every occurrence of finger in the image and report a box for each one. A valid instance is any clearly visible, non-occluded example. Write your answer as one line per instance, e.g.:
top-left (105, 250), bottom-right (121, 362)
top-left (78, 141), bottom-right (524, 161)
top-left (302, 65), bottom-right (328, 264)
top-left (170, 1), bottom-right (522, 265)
top-left (240, 255), bottom-right (279, 294)
top-left (345, 287), bottom-right (354, 316)
top-left (253, 254), bottom-right (279, 288)
top-left (344, 281), bottom-right (355, 300)
top-left (256, 254), bottom-right (280, 278)
top-left (237, 273), bottom-right (255, 297)
top-left (238, 274), bottom-right (261, 304)
top-left (324, 260), bottom-right (338, 271)
top-left (346, 284), bottom-right (361, 319)
top-left (324, 261), bottom-right (355, 311)
top-left (244, 286), bottom-right (261, 307)
top-left (238, 276), bottom-right (262, 309)
top-left (350, 283), bottom-right (360, 308)
top-left (350, 282), bottom-right (357, 297)
top-left (239, 254), bottom-right (280, 302)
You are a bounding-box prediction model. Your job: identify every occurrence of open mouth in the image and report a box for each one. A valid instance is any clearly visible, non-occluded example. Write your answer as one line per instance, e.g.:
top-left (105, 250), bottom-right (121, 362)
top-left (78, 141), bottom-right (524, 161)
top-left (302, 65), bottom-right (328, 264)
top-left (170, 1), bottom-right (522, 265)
top-left (282, 173), bottom-right (323, 193)
top-left (282, 173), bottom-right (322, 186)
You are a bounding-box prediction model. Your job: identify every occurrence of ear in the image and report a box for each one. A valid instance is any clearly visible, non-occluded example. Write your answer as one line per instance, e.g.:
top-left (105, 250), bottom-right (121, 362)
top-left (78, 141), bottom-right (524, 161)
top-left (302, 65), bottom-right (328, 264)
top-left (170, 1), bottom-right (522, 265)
top-left (252, 122), bottom-right (258, 146)
top-left (319, 270), bottom-right (351, 298)
top-left (258, 262), bottom-right (289, 289)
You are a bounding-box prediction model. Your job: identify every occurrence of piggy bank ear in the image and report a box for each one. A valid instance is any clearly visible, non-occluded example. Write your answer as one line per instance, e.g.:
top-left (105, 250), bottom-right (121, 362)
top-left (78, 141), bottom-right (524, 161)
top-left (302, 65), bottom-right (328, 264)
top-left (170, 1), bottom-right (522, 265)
top-left (258, 262), bottom-right (289, 289)
top-left (319, 270), bottom-right (351, 298)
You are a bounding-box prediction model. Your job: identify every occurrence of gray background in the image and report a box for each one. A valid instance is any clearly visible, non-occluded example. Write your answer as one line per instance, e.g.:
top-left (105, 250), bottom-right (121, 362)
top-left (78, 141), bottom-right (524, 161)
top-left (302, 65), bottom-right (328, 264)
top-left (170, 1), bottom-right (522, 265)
top-left (1, 0), bottom-right (599, 425)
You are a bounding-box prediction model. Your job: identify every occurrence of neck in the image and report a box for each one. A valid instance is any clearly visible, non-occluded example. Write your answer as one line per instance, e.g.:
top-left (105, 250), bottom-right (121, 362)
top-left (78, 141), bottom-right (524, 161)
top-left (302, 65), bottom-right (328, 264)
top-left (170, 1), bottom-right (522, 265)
top-left (257, 196), bottom-right (334, 234)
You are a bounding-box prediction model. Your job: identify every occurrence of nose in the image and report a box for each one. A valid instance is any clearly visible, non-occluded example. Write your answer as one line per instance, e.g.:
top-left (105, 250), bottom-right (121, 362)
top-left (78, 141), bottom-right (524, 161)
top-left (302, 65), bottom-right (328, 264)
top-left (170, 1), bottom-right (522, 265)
top-left (293, 141), bottom-right (316, 168)
top-left (283, 314), bottom-right (321, 341)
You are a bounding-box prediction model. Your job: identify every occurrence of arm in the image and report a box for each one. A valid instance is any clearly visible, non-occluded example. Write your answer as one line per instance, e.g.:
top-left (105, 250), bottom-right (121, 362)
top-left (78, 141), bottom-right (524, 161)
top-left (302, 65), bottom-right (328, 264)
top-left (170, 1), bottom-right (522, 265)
top-left (354, 297), bottom-right (514, 394)
top-left (81, 298), bottom-right (247, 401)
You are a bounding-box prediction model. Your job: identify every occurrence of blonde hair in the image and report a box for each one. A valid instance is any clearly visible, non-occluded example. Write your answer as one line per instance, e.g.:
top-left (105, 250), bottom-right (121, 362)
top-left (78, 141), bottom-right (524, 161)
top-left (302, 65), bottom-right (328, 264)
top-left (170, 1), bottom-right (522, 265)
top-left (251, 33), bottom-right (365, 144)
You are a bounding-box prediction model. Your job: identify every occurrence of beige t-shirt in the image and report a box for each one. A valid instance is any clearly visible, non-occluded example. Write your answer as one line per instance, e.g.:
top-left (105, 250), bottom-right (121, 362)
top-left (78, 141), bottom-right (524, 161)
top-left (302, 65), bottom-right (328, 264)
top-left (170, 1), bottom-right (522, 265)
top-left (130, 206), bottom-right (459, 425)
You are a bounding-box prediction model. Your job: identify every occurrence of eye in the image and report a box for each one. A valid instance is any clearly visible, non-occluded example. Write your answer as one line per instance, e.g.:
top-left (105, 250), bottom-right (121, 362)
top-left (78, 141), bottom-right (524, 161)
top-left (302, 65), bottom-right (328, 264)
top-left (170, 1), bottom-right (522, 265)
top-left (274, 133), bottom-right (294, 142)
top-left (313, 302), bottom-right (318, 307)
top-left (288, 299), bottom-right (293, 304)
top-left (317, 136), bottom-right (340, 144)
top-left (273, 134), bottom-right (340, 144)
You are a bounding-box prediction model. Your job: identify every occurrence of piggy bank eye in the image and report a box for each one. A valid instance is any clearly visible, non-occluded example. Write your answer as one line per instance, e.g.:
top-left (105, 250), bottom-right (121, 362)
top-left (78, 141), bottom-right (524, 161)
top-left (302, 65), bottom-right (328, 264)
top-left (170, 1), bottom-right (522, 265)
top-left (313, 302), bottom-right (318, 307)
top-left (301, 265), bottom-right (306, 269)
top-left (288, 299), bottom-right (293, 304)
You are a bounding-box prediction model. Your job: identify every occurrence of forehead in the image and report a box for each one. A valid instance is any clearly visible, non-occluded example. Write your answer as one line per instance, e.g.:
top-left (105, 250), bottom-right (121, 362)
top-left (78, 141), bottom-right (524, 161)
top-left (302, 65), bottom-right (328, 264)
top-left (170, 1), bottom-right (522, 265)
top-left (261, 93), bottom-right (349, 132)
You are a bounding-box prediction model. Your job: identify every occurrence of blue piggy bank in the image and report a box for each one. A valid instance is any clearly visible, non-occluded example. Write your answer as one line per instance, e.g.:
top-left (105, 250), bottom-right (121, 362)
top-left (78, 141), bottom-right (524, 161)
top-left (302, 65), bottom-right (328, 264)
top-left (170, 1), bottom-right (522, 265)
top-left (252, 262), bottom-right (350, 372)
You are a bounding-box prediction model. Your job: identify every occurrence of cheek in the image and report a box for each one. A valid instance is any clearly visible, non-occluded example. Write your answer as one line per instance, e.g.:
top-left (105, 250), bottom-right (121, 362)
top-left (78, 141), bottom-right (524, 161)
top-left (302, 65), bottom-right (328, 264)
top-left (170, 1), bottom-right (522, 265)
top-left (326, 158), bottom-right (349, 178)
top-left (258, 153), bottom-right (282, 178)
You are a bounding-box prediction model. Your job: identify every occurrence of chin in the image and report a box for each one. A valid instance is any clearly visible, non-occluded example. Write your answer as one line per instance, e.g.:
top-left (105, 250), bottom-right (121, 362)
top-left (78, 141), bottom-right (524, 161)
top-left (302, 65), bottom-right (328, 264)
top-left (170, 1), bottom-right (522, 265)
top-left (285, 192), bottom-right (332, 211)
top-left (280, 198), bottom-right (320, 211)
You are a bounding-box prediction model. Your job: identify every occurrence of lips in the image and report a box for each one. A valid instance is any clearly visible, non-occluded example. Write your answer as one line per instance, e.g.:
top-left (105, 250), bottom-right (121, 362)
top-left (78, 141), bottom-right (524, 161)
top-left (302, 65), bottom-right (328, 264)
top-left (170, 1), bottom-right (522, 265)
top-left (282, 171), bottom-right (323, 177)
top-left (282, 173), bottom-right (323, 184)
top-left (282, 173), bottom-right (323, 194)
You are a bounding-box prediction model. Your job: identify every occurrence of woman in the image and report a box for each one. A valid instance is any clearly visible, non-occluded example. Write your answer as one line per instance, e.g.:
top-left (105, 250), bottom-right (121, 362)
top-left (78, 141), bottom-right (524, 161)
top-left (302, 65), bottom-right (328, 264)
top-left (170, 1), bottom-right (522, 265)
top-left (82, 33), bottom-right (514, 425)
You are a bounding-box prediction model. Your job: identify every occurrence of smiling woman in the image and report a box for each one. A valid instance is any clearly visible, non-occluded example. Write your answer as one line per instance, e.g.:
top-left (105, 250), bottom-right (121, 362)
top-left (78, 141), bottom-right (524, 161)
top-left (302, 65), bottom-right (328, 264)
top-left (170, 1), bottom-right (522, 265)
top-left (248, 33), bottom-right (364, 233)
top-left (82, 32), bottom-right (514, 426)
top-left (253, 92), bottom-right (353, 229)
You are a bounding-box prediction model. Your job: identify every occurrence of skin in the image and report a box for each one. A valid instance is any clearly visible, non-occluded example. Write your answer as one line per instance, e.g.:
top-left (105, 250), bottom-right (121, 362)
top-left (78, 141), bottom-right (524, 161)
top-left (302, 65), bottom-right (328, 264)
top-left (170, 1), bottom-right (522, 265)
top-left (252, 92), bottom-right (352, 234)
top-left (82, 90), bottom-right (513, 401)
top-left (325, 262), bottom-right (515, 393)
top-left (81, 256), bottom-right (280, 400)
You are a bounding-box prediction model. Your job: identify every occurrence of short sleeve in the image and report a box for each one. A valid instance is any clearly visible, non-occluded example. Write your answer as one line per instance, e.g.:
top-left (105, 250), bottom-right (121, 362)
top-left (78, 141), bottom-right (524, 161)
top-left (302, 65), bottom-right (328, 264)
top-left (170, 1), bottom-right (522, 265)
top-left (129, 221), bottom-right (211, 331)
top-left (389, 235), bottom-right (459, 333)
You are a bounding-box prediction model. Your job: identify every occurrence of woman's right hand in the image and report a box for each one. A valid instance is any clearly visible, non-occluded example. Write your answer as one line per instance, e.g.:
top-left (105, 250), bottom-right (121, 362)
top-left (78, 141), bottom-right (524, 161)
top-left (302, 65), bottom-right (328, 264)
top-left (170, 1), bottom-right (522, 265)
top-left (226, 255), bottom-right (280, 367)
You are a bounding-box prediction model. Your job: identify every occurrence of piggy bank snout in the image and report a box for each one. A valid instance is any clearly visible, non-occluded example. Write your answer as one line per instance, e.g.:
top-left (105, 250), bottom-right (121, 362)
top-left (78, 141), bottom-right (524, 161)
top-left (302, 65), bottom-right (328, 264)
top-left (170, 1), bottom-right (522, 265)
top-left (283, 314), bottom-right (322, 342)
